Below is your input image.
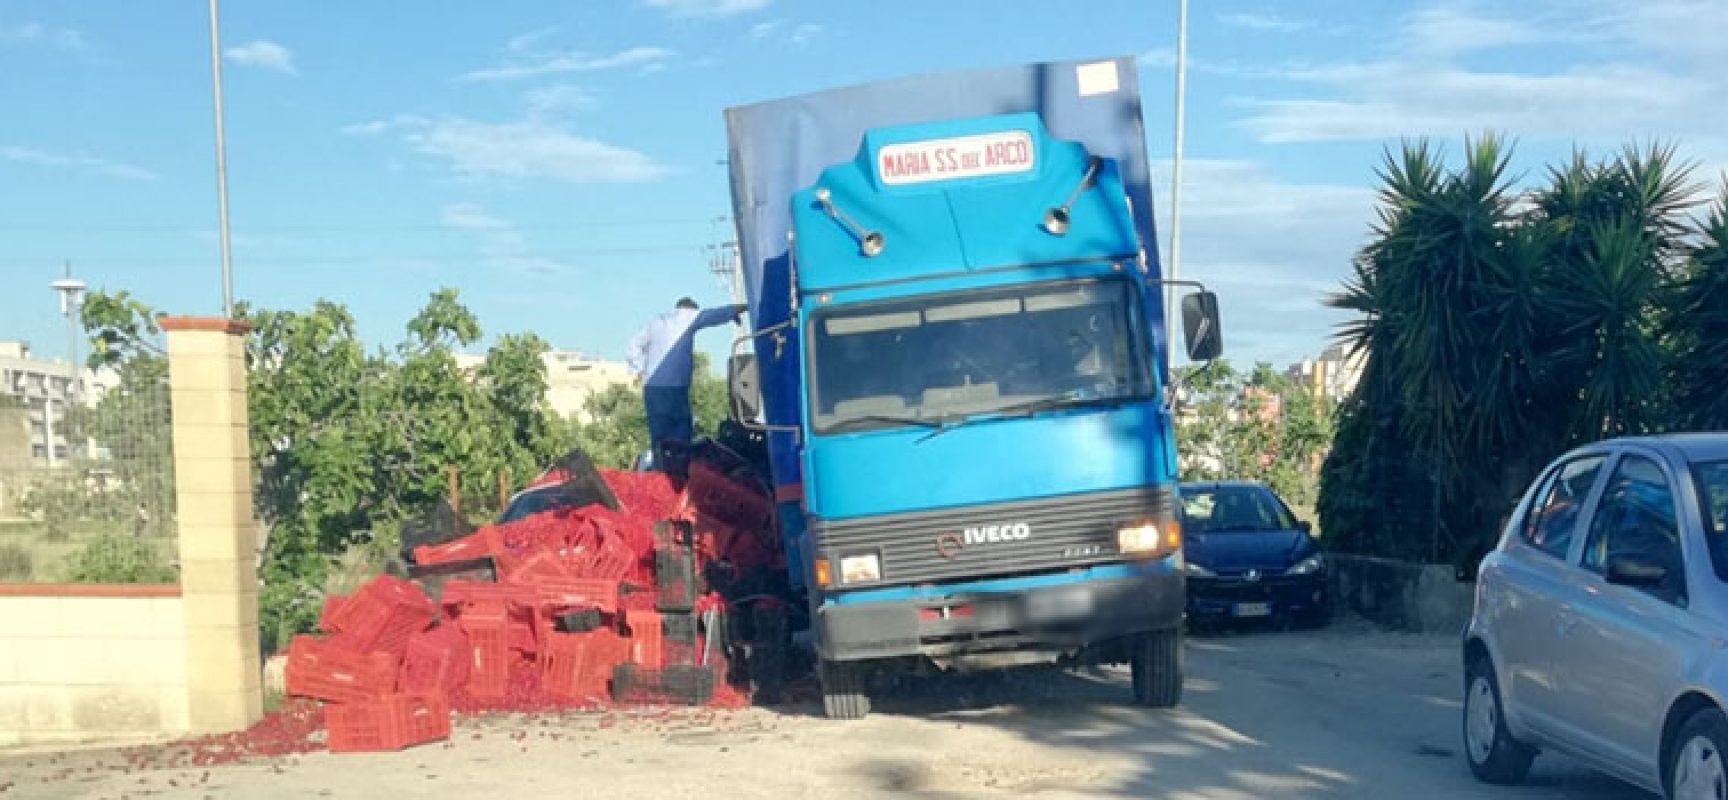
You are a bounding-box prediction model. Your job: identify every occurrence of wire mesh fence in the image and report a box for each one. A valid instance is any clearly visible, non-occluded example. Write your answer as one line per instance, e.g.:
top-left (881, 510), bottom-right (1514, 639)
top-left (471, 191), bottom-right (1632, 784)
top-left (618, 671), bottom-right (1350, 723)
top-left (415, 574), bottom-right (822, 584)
top-left (0, 340), bottom-right (177, 583)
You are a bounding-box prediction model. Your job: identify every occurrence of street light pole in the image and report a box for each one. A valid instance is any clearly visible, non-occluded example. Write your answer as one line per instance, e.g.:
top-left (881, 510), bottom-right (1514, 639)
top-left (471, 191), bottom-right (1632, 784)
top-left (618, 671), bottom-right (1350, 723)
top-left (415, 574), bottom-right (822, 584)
top-left (51, 266), bottom-right (87, 466)
top-left (206, 0), bottom-right (235, 318)
top-left (1168, 0), bottom-right (1190, 372)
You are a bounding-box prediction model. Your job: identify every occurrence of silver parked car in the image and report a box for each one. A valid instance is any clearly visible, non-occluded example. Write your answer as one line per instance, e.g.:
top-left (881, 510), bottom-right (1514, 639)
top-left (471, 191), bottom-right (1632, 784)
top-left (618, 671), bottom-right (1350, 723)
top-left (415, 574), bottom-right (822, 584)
top-left (1464, 434), bottom-right (1728, 799)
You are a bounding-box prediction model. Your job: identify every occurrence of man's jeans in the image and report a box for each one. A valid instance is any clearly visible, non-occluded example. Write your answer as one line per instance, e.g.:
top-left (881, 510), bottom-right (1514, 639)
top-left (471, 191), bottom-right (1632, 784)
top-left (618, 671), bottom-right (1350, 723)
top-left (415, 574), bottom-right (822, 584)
top-left (643, 384), bottom-right (694, 453)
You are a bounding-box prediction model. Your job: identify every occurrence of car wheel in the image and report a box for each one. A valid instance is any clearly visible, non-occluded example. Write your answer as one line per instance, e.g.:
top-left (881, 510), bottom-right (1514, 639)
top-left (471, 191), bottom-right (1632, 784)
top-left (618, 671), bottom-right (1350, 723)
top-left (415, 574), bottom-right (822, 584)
top-left (1667, 708), bottom-right (1728, 800)
top-left (819, 659), bottom-right (870, 720)
top-left (1463, 655), bottom-right (1534, 784)
top-left (1130, 629), bottom-right (1183, 708)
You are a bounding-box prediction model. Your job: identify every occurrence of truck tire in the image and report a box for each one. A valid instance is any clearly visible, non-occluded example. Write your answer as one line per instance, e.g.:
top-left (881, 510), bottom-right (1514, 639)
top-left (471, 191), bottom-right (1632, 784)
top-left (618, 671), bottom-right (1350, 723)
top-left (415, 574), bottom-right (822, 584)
top-left (819, 659), bottom-right (870, 720)
top-left (1131, 629), bottom-right (1182, 708)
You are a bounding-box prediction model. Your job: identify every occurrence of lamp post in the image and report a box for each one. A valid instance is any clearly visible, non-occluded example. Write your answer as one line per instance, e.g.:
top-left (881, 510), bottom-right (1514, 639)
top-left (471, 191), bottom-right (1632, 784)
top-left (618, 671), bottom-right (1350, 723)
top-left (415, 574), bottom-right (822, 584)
top-left (1168, 0), bottom-right (1189, 372)
top-left (49, 271), bottom-right (86, 467)
top-left (206, 0), bottom-right (235, 317)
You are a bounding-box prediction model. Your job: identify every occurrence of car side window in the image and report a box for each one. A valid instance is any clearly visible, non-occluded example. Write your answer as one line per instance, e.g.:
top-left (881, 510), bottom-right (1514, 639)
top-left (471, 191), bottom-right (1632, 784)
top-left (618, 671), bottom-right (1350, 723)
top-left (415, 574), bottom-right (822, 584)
top-left (1582, 455), bottom-right (1686, 605)
top-left (1520, 456), bottom-right (1606, 559)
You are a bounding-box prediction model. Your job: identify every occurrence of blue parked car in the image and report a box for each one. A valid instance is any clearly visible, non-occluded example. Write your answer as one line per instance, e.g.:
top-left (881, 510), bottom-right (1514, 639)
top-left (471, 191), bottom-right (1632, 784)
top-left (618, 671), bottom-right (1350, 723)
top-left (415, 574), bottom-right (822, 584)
top-left (1179, 481), bottom-right (1330, 627)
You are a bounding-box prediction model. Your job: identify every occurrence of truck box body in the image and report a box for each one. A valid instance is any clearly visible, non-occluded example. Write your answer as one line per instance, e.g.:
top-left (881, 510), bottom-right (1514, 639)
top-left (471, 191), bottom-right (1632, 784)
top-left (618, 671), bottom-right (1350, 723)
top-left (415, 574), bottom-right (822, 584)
top-left (724, 58), bottom-right (1185, 676)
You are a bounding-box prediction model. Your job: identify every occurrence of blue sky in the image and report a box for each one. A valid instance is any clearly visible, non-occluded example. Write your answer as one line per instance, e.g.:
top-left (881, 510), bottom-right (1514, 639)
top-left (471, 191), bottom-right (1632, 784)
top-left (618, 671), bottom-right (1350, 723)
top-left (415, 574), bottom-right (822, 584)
top-left (1, 0), bottom-right (1723, 369)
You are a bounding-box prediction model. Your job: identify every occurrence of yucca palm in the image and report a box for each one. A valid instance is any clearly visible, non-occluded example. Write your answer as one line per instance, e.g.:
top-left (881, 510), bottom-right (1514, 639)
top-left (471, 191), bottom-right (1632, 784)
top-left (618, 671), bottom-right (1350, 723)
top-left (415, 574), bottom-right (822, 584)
top-left (1670, 188), bottom-right (1728, 430)
top-left (1534, 143), bottom-right (1701, 439)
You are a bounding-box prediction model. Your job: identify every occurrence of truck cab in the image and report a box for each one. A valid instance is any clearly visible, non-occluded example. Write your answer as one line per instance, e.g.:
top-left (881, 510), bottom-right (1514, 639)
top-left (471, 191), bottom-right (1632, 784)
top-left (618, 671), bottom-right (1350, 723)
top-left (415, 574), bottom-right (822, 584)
top-left (724, 61), bottom-right (1222, 718)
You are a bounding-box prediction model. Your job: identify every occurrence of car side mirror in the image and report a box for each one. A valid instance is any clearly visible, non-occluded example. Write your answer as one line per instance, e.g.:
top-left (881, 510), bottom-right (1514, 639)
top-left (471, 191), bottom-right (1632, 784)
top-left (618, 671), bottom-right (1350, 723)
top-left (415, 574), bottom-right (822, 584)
top-left (1605, 554), bottom-right (1667, 589)
top-left (1298, 520), bottom-right (1313, 535)
top-left (728, 351), bottom-right (762, 423)
top-left (1181, 291), bottom-right (1223, 362)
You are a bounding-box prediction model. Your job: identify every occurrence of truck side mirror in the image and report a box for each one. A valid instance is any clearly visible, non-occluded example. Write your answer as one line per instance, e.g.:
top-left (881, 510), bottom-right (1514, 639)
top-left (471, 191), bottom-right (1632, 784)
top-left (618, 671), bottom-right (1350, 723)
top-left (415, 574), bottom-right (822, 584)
top-left (728, 352), bottom-right (762, 422)
top-left (1181, 291), bottom-right (1223, 362)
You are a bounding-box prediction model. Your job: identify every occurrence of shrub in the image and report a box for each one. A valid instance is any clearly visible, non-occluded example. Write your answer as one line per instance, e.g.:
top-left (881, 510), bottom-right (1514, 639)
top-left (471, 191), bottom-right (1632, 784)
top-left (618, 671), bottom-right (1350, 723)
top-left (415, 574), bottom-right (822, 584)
top-left (65, 532), bottom-right (176, 584)
top-left (0, 543), bottom-right (31, 581)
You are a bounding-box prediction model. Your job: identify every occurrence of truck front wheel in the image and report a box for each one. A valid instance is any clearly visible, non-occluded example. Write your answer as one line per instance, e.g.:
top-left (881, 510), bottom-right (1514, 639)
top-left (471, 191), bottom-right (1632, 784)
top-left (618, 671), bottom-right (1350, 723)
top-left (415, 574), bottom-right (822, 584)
top-left (819, 659), bottom-right (871, 720)
top-left (1130, 629), bottom-right (1183, 708)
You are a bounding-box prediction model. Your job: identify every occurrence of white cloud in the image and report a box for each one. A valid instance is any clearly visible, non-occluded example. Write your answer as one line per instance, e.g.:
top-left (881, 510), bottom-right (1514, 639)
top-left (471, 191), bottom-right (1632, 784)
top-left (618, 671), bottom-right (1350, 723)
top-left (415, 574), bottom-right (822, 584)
top-left (506, 27), bottom-right (559, 55)
top-left (749, 20), bottom-right (784, 41)
top-left (1228, 1), bottom-right (1727, 149)
top-left (1219, 13), bottom-right (1312, 33)
top-left (403, 117), bottom-right (669, 184)
top-left (789, 24), bottom-right (824, 47)
top-left (1150, 159), bottom-right (1377, 364)
top-left (0, 145), bottom-right (157, 181)
top-left (750, 19), bottom-right (823, 47)
top-left (1399, 7), bottom-right (1554, 55)
top-left (525, 84), bottom-right (597, 117)
top-left (0, 21), bottom-right (88, 50)
top-left (1240, 62), bottom-right (1711, 144)
top-left (442, 203), bottom-right (509, 231)
top-left (441, 203), bottom-right (564, 276)
top-left (224, 40), bottom-right (296, 74)
top-left (340, 114), bottom-right (429, 137)
top-left (460, 45), bottom-right (676, 82)
top-left (644, 0), bottom-right (771, 18)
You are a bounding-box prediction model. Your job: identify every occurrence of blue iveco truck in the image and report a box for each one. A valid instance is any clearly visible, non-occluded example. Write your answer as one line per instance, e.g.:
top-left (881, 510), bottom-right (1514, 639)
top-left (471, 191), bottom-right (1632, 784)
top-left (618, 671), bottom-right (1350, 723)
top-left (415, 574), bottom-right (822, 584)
top-left (723, 57), bottom-right (1223, 718)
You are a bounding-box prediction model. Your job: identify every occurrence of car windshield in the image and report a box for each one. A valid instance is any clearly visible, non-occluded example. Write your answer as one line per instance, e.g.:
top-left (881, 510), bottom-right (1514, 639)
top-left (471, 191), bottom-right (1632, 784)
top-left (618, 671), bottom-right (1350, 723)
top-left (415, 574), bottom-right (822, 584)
top-left (500, 488), bottom-right (571, 523)
top-left (1696, 460), bottom-right (1728, 581)
top-left (807, 278), bottom-right (1152, 433)
top-left (1181, 486), bottom-right (1298, 533)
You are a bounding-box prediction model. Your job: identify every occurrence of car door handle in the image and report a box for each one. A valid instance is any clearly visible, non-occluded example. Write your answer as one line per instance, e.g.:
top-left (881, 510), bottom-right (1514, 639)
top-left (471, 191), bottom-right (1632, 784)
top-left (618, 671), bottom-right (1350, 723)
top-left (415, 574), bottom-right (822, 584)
top-left (1556, 605), bottom-right (1578, 636)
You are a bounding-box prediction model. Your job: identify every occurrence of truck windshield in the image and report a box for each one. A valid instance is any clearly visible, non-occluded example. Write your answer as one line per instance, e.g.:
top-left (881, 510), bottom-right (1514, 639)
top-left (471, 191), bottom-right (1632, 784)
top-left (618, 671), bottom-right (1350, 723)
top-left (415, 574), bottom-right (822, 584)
top-left (808, 278), bottom-right (1152, 433)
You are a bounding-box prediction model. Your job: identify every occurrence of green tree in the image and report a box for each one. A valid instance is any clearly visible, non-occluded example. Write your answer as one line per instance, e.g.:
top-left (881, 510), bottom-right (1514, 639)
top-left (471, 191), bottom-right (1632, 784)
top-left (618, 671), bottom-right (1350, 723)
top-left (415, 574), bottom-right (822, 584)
top-left (1671, 187), bottom-right (1728, 430)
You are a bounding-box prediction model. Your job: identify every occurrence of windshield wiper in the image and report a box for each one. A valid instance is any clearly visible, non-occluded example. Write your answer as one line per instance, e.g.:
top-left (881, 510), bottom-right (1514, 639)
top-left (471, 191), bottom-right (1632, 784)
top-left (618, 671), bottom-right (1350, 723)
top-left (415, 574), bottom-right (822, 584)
top-left (913, 391), bottom-right (1142, 444)
top-left (825, 414), bottom-right (941, 433)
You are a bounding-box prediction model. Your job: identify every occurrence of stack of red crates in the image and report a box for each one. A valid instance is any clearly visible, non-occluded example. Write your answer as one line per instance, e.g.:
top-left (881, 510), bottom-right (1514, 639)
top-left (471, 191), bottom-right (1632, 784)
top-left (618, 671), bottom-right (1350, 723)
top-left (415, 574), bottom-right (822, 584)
top-left (284, 575), bottom-right (452, 752)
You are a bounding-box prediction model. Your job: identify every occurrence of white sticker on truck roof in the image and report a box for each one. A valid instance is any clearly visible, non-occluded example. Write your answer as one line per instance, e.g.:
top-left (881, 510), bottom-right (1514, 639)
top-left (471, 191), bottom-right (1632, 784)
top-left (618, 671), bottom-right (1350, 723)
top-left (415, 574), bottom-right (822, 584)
top-left (1076, 61), bottom-right (1120, 97)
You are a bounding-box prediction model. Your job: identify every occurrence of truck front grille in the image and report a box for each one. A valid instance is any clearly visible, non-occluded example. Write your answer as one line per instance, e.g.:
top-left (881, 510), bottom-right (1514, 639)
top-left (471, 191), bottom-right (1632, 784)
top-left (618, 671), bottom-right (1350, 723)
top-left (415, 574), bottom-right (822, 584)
top-left (810, 485), bottom-right (1176, 588)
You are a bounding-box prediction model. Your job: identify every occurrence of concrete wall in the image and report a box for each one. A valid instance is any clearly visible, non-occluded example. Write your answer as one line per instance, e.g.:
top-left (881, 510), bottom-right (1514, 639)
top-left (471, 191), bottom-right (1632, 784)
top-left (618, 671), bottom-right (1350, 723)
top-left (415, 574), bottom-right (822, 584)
top-left (0, 585), bottom-right (189, 747)
top-left (1330, 554), bottom-right (1475, 636)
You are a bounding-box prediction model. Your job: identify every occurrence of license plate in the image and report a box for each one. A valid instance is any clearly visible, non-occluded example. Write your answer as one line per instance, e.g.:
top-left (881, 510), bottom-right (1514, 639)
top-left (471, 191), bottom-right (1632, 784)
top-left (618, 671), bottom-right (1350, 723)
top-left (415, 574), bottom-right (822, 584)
top-left (1027, 589), bottom-right (1094, 620)
top-left (1233, 602), bottom-right (1272, 618)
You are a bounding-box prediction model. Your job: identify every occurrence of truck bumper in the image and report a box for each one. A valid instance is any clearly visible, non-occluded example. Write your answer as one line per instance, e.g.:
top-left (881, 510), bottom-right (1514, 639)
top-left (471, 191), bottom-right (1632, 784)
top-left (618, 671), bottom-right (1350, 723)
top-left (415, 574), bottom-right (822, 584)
top-left (816, 563), bottom-right (1183, 663)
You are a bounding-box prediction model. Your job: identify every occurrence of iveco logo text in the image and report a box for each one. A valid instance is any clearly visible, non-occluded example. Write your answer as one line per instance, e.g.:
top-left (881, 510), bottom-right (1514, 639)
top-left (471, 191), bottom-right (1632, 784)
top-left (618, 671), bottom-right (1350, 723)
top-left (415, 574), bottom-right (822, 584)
top-left (962, 523), bottom-right (1032, 545)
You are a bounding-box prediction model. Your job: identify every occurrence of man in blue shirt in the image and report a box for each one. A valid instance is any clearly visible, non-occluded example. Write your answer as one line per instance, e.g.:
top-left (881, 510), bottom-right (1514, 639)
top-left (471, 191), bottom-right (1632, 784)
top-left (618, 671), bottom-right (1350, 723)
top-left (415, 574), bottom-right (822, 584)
top-left (626, 297), bottom-right (744, 465)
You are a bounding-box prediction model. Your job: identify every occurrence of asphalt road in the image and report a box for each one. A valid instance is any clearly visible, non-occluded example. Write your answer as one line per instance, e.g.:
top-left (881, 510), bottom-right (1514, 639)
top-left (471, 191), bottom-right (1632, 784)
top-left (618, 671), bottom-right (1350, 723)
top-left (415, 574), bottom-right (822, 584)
top-left (1, 616), bottom-right (1651, 799)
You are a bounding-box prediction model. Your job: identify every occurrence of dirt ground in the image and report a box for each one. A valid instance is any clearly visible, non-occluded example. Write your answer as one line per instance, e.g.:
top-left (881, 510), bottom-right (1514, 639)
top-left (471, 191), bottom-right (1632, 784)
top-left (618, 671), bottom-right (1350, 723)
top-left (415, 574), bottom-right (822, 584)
top-left (0, 617), bottom-right (1651, 799)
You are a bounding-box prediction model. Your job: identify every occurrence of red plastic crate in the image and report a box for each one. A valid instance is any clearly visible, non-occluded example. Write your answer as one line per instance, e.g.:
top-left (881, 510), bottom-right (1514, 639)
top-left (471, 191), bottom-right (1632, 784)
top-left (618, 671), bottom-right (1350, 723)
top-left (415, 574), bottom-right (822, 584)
top-left (439, 580), bottom-right (534, 612)
top-left (398, 624), bottom-right (470, 695)
top-left (458, 617), bottom-right (511, 699)
top-left (541, 630), bottom-right (626, 702)
top-left (326, 693), bottom-right (451, 753)
top-left (573, 532), bottom-right (636, 582)
top-left (687, 460), bottom-right (773, 531)
top-left (503, 548), bottom-right (573, 585)
top-left (326, 576), bottom-right (437, 656)
top-left (283, 635), bottom-right (398, 704)
top-left (319, 594), bottom-right (349, 633)
top-left (627, 609), bottom-right (664, 668)
top-left (532, 578), bottom-right (620, 614)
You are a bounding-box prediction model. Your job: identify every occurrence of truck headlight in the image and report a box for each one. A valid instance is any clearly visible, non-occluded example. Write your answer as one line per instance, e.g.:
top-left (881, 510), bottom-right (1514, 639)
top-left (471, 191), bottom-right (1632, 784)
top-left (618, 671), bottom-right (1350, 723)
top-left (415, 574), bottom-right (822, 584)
top-left (1118, 519), bottom-right (1180, 557)
top-left (1286, 554), bottom-right (1326, 576)
top-left (839, 553), bottom-right (881, 584)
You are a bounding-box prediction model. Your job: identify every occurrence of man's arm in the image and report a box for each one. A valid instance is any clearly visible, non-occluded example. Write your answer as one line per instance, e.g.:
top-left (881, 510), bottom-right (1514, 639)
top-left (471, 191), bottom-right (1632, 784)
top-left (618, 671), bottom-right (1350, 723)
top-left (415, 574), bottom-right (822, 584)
top-left (693, 304), bottom-right (746, 330)
top-left (625, 324), bottom-right (651, 382)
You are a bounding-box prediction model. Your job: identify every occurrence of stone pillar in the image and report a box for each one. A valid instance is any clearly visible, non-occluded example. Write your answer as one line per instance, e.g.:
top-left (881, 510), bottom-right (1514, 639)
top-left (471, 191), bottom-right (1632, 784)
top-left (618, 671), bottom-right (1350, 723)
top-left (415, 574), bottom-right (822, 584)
top-left (161, 316), bottom-right (261, 733)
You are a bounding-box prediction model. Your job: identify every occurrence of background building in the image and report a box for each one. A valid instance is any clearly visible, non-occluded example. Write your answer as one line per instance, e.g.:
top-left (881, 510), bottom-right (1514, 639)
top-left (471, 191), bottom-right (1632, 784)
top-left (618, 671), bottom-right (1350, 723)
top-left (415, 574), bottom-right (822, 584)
top-left (0, 340), bottom-right (117, 466)
top-left (1286, 344), bottom-right (1366, 403)
top-left (455, 349), bottom-right (633, 422)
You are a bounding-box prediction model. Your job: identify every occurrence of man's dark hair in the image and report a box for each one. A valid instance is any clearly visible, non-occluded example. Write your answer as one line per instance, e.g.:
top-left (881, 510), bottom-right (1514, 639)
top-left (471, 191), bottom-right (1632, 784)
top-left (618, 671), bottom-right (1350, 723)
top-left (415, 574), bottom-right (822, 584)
top-left (675, 297), bottom-right (699, 310)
